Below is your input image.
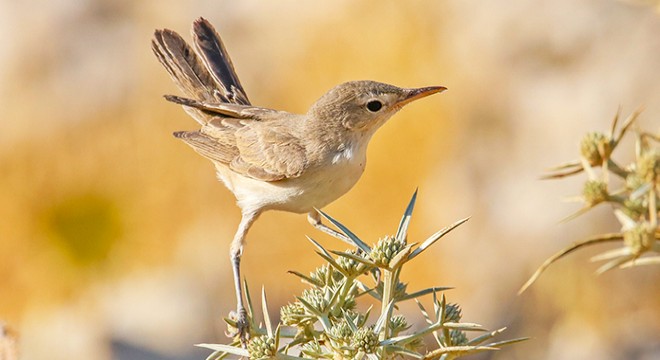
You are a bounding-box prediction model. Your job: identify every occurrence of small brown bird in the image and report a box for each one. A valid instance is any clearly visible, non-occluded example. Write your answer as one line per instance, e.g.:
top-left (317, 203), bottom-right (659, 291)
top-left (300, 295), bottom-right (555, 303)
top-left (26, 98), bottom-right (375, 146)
top-left (152, 17), bottom-right (445, 341)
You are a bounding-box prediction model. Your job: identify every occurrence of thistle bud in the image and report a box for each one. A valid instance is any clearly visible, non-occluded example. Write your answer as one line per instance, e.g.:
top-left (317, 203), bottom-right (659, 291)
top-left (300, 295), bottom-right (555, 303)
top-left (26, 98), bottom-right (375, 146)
top-left (444, 303), bottom-right (463, 322)
top-left (248, 335), bottom-right (276, 360)
top-left (637, 149), bottom-right (660, 182)
top-left (583, 180), bottom-right (608, 206)
top-left (281, 301), bottom-right (306, 327)
top-left (580, 132), bottom-right (610, 166)
top-left (623, 222), bottom-right (655, 256)
top-left (352, 327), bottom-right (379, 353)
top-left (370, 236), bottom-right (405, 267)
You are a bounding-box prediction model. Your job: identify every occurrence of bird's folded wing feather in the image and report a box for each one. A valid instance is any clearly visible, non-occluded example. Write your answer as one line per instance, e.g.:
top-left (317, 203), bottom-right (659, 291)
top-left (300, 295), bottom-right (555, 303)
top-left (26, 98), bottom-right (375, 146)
top-left (173, 130), bottom-right (237, 165)
top-left (231, 125), bottom-right (307, 181)
top-left (175, 114), bottom-right (308, 182)
top-left (164, 95), bottom-right (282, 120)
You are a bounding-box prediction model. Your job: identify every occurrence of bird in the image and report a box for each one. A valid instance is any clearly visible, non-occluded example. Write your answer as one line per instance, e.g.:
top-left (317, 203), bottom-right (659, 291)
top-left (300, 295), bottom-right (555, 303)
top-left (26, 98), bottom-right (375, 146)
top-left (151, 17), bottom-right (445, 342)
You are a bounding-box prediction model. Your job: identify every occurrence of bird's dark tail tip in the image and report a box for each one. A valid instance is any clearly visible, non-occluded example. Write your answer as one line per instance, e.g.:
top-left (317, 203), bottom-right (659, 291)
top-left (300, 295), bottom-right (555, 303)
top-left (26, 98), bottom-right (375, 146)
top-left (173, 131), bottom-right (187, 138)
top-left (164, 94), bottom-right (195, 105)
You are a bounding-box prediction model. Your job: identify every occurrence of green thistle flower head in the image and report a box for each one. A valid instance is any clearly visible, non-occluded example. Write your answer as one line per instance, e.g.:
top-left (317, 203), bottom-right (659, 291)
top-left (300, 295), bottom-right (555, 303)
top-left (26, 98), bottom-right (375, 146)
top-left (450, 329), bottom-right (469, 346)
top-left (281, 301), bottom-right (306, 327)
top-left (625, 171), bottom-right (645, 191)
top-left (623, 221), bottom-right (655, 255)
top-left (370, 236), bottom-right (406, 267)
top-left (343, 310), bottom-right (368, 328)
top-left (300, 341), bottom-right (324, 358)
top-left (622, 198), bottom-right (646, 220)
top-left (310, 264), bottom-right (343, 288)
top-left (583, 180), bottom-right (609, 206)
top-left (329, 319), bottom-right (353, 344)
top-left (328, 283), bottom-right (357, 314)
top-left (390, 315), bottom-right (410, 335)
top-left (248, 335), bottom-right (276, 360)
top-left (337, 249), bottom-right (368, 276)
top-left (352, 326), bottom-right (379, 354)
top-left (636, 149), bottom-right (660, 182)
top-left (301, 288), bottom-right (330, 314)
top-left (445, 303), bottom-right (463, 322)
top-left (580, 132), bottom-right (610, 166)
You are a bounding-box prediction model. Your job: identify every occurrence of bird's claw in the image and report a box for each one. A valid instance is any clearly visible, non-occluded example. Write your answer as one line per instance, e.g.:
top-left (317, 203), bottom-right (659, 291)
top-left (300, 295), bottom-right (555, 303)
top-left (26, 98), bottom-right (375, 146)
top-left (227, 308), bottom-right (251, 347)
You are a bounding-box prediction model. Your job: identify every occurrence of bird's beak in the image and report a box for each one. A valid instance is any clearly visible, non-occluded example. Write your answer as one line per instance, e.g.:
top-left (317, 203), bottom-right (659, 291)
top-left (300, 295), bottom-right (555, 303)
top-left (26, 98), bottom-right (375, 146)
top-left (397, 86), bottom-right (447, 107)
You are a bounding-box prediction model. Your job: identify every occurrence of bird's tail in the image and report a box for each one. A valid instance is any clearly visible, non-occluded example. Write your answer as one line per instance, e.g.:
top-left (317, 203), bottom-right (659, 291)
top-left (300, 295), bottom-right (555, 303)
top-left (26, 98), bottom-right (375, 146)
top-left (152, 18), bottom-right (250, 124)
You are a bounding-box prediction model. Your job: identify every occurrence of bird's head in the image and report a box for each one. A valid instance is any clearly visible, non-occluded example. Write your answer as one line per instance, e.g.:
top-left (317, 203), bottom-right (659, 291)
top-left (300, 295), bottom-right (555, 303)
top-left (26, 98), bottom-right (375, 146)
top-left (308, 80), bottom-right (446, 133)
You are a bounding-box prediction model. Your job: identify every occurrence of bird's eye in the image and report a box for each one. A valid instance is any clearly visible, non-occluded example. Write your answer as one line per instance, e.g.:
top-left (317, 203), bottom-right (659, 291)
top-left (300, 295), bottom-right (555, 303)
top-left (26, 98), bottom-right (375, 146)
top-left (366, 100), bottom-right (383, 112)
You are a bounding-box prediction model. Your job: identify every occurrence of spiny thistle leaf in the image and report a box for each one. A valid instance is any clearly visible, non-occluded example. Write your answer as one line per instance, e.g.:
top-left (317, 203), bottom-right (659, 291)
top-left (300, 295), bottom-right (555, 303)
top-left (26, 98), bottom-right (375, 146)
top-left (317, 209), bottom-right (371, 253)
top-left (305, 236), bottom-right (347, 275)
top-left (424, 345), bottom-right (500, 360)
top-left (395, 189), bottom-right (418, 242)
top-left (389, 243), bottom-right (416, 269)
top-left (542, 162), bottom-right (584, 179)
top-left (387, 345), bottom-right (424, 359)
top-left (620, 256), bottom-right (660, 267)
top-left (409, 217), bottom-right (470, 260)
top-left (613, 108), bottom-right (643, 148)
top-left (330, 250), bottom-right (377, 268)
top-left (262, 287), bottom-right (273, 337)
top-left (590, 247), bottom-right (632, 262)
top-left (467, 327), bottom-right (508, 346)
top-left (595, 254), bottom-right (636, 275)
top-left (442, 322), bottom-right (486, 332)
top-left (196, 343), bottom-right (249, 357)
top-left (398, 287), bottom-right (453, 302)
top-left (519, 233), bottom-right (623, 294)
top-left (482, 337), bottom-right (532, 348)
top-left (373, 300), bottom-right (395, 334)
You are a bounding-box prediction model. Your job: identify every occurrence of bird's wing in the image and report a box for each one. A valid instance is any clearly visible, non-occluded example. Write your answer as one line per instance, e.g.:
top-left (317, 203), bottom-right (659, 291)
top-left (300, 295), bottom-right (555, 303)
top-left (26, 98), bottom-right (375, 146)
top-left (174, 130), bottom-right (238, 165)
top-left (174, 122), bottom-right (308, 182)
top-left (231, 123), bottom-right (308, 181)
top-left (166, 92), bottom-right (306, 181)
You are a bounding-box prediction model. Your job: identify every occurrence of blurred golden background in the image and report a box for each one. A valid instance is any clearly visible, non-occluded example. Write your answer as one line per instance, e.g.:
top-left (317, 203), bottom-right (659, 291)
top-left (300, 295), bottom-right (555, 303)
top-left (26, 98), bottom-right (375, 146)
top-left (1, 1), bottom-right (659, 359)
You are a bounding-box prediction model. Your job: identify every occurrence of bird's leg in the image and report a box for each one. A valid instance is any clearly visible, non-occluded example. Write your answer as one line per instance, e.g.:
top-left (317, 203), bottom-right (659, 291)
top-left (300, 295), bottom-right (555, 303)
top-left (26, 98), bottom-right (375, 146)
top-left (307, 210), bottom-right (352, 245)
top-left (229, 210), bottom-right (260, 346)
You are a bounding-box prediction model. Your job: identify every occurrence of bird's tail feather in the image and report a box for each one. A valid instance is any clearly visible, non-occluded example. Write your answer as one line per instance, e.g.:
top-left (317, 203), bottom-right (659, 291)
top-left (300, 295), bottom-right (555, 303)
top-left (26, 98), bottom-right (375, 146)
top-left (152, 18), bottom-right (250, 124)
top-left (192, 18), bottom-right (250, 106)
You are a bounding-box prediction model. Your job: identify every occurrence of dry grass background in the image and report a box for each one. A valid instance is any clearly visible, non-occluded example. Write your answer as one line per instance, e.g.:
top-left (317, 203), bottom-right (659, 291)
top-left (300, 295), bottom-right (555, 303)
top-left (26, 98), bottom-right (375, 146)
top-left (1, 1), bottom-right (659, 359)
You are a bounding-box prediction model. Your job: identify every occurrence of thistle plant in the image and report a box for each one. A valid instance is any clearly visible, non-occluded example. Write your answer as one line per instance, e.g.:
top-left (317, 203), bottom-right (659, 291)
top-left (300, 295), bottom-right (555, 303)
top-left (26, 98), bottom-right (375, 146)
top-left (520, 109), bottom-right (660, 293)
top-left (199, 191), bottom-right (527, 360)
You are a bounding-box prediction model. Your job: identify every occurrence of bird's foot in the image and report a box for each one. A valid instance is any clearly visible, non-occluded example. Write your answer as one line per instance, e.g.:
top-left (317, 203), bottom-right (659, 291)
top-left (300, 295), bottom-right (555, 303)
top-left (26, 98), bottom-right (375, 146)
top-left (227, 308), bottom-right (251, 347)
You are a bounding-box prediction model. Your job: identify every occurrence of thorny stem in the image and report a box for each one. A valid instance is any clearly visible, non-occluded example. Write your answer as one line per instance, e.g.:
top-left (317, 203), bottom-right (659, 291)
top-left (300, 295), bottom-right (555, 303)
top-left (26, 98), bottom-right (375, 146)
top-left (607, 159), bottom-right (629, 179)
top-left (650, 186), bottom-right (657, 228)
top-left (379, 269), bottom-right (394, 344)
